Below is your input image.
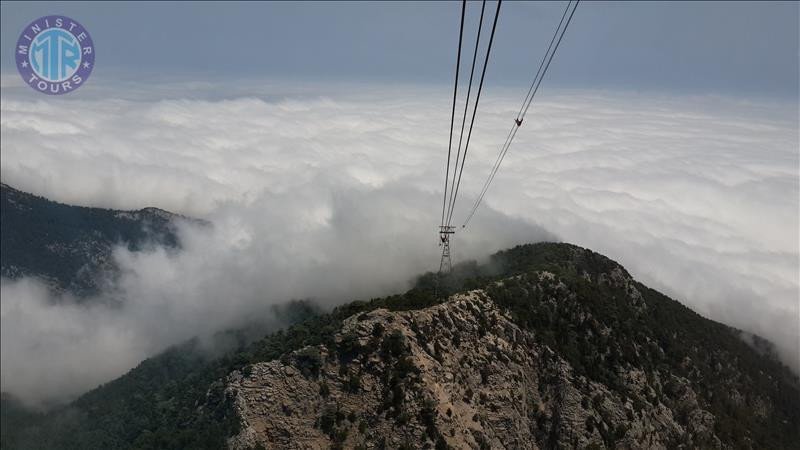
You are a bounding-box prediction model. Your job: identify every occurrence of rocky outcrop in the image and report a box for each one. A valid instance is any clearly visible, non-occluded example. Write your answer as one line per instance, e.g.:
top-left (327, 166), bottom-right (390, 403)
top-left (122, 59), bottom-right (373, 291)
top-left (227, 287), bottom-right (722, 449)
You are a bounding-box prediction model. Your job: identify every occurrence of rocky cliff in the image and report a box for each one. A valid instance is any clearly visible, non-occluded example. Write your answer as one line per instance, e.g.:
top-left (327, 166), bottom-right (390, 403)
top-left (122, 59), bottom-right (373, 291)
top-left (226, 287), bottom-right (718, 449)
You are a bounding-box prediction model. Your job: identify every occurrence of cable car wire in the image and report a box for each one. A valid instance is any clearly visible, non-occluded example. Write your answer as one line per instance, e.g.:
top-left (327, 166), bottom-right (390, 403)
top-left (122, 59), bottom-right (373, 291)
top-left (445, 0), bottom-right (487, 228)
top-left (445, 0), bottom-right (503, 228)
top-left (440, 0), bottom-right (467, 228)
top-left (512, 1), bottom-right (573, 124)
top-left (462, 0), bottom-right (579, 228)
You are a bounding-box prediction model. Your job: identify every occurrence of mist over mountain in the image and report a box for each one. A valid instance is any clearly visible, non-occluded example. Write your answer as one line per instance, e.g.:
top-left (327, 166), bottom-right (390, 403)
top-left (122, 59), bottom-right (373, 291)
top-left (0, 86), bottom-right (797, 446)
top-left (0, 181), bottom-right (553, 409)
top-left (0, 186), bottom-right (796, 449)
top-left (3, 83), bottom-right (798, 375)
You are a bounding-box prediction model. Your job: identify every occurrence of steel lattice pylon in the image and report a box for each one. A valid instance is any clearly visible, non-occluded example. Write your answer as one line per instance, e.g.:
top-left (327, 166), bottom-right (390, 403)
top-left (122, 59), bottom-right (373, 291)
top-left (438, 225), bottom-right (455, 273)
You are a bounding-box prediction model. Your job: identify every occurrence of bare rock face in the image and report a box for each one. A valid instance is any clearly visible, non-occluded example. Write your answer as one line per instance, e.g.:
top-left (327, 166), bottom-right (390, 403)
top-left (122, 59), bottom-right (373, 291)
top-left (227, 288), bottom-right (721, 449)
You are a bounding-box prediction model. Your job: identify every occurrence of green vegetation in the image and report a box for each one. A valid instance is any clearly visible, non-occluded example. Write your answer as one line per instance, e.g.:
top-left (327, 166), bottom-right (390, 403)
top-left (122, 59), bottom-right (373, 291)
top-left (484, 244), bottom-right (800, 449)
top-left (1, 340), bottom-right (236, 450)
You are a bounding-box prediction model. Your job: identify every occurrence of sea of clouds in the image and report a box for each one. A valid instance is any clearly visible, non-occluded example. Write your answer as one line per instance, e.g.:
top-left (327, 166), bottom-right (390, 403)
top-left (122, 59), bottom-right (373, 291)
top-left (1, 76), bottom-right (798, 407)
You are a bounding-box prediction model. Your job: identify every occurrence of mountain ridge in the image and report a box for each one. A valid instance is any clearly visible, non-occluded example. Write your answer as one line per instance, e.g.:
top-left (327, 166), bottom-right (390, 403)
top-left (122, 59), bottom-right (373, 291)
top-left (2, 242), bottom-right (797, 449)
top-left (0, 182), bottom-right (194, 295)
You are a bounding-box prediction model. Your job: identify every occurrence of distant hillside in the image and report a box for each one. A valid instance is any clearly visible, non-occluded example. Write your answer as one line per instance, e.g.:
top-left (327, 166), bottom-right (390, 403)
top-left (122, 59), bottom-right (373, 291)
top-left (0, 183), bottom-right (192, 295)
top-left (2, 243), bottom-right (797, 449)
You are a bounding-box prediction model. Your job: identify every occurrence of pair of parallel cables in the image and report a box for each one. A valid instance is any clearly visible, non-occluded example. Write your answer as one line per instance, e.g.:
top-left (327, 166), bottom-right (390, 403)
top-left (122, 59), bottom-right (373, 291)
top-left (440, 0), bottom-right (503, 232)
top-left (462, 0), bottom-right (580, 228)
top-left (439, 0), bottom-right (580, 234)
top-left (438, 0), bottom-right (579, 271)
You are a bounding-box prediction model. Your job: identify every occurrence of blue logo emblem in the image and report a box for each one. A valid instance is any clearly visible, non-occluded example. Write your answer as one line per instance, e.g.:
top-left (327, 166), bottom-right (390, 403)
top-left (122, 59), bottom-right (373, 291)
top-left (15, 15), bottom-right (95, 95)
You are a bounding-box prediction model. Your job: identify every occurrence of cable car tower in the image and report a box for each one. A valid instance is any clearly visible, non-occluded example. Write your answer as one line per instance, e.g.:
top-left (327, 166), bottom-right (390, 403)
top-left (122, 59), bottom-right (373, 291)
top-left (438, 225), bottom-right (456, 273)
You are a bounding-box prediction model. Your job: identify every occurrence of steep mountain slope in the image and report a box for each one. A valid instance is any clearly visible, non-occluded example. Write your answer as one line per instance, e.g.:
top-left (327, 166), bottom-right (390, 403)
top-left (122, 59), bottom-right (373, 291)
top-left (0, 183), bottom-right (190, 295)
top-left (231, 290), bottom-right (702, 450)
top-left (227, 248), bottom-right (799, 449)
top-left (2, 243), bottom-right (798, 449)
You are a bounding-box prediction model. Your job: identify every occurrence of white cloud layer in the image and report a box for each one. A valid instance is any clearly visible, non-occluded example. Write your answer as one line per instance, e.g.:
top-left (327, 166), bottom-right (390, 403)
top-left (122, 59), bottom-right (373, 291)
top-left (1, 77), bottom-right (798, 406)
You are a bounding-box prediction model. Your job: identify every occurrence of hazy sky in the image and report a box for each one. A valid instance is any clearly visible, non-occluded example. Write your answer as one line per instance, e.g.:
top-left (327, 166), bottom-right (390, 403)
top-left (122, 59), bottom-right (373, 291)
top-left (1, 1), bottom-right (798, 97)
